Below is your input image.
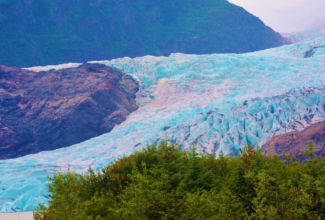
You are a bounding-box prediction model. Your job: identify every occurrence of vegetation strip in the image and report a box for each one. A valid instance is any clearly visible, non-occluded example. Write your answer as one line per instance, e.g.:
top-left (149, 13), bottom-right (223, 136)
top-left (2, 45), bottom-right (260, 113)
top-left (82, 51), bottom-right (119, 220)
top-left (34, 141), bottom-right (325, 219)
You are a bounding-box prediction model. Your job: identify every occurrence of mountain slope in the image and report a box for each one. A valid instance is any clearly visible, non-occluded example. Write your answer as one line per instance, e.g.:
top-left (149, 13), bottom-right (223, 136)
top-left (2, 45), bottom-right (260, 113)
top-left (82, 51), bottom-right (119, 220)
top-left (0, 0), bottom-right (286, 67)
top-left (262, 121), bottom-right (325, 162)
top-left (0, 63), bottom-right (139, 159)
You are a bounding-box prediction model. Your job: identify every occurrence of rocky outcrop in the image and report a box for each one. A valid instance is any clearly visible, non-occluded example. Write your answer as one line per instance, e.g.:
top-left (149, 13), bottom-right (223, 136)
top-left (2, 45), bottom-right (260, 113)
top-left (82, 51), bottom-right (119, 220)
top-left (262, 121), bottom-right (325, 162)
top-left (0, 63), bottom-right (139, 159)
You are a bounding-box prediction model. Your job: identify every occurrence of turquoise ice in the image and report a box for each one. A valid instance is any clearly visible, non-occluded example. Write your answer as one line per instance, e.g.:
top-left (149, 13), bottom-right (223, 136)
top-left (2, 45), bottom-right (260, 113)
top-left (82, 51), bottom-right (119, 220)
top-left (1, 30), bottom-right (325, 213)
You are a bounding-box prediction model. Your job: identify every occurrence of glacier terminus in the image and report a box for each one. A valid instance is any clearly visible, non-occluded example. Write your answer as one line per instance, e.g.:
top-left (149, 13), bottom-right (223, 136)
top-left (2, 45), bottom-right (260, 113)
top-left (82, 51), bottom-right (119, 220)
top-left (1, 30), bottom-right (325, 213)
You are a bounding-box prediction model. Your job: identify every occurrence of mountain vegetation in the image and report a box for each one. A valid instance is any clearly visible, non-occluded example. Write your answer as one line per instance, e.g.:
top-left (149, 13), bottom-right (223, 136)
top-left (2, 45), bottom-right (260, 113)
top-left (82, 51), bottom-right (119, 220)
top-left (0, 0), bottom-right (286, 67)
top-left (34, 140), bottom-right (325, 220)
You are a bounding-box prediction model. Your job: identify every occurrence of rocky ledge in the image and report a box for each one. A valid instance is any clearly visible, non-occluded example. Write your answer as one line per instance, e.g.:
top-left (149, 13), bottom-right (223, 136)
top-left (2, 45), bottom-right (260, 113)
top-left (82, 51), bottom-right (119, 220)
top-left (262, 121), bottom-right (325, 162)
top-left (0, 63), bottom-right (139, 159)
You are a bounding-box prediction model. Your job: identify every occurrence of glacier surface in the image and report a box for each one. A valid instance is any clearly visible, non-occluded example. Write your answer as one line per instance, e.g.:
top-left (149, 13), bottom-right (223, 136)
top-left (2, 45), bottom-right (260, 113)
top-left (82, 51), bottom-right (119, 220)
top-left (1, 30), bottom-right (325, 213)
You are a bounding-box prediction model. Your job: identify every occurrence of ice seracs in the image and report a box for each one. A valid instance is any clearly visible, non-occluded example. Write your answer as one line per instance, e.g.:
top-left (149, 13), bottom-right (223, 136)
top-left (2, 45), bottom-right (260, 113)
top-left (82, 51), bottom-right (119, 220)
top-left (1, 30), bottom-right (325, 213)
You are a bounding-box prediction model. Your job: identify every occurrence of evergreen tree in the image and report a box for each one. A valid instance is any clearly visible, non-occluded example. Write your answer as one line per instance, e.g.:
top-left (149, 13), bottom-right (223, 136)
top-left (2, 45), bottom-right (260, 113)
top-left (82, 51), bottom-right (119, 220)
top-left (34, 140), bottom-right (325, 220)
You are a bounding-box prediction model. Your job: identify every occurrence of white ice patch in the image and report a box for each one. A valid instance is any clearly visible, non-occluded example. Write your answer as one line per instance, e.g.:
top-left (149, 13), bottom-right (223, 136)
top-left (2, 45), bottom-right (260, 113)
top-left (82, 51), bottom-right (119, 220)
top-left (23, 63), bottom-right (82, 72)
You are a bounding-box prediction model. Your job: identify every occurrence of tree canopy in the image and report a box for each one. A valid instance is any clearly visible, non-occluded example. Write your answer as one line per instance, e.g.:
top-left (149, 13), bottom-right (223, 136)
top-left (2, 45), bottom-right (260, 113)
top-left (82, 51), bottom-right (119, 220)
top-left (34, 140), bottom-right (325, 220)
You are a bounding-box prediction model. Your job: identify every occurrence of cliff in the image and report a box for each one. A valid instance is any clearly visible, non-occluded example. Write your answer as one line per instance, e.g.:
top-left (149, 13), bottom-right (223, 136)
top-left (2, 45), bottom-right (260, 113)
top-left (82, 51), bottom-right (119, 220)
top-left (0, 63), bottom-right (139, 159)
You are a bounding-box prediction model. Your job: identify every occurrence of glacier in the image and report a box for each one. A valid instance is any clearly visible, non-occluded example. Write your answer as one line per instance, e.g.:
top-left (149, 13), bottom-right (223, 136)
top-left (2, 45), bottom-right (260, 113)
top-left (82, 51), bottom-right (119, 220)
top-left (1, 30), bottom-right (325, 213)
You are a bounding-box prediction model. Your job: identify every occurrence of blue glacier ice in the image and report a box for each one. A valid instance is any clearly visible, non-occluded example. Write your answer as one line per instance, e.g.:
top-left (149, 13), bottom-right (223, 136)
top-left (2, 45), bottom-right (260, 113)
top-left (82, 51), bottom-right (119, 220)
top-left (282, 29), bottom-right (325, 43)
top-left (1, 30), bottom-right (325, 213)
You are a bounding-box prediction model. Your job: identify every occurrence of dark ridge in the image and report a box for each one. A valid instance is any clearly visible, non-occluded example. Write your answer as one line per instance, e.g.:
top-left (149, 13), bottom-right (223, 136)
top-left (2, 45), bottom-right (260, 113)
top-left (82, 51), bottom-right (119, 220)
top-left (0, 0), bottom-right (287, 67)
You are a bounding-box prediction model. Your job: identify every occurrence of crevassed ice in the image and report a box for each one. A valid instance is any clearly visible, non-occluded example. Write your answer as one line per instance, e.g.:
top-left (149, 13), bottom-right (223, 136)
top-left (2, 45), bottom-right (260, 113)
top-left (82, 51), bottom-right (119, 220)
top-left (282, 29), bottom-right (325, 43)
top-left (1, 31), bottom-right (325, 213)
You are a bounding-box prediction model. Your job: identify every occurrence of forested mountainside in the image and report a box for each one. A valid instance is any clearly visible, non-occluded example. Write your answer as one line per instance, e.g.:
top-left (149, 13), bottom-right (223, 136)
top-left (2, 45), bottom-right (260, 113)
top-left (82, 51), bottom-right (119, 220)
top-left (0, 0), bottom-right (286, 67)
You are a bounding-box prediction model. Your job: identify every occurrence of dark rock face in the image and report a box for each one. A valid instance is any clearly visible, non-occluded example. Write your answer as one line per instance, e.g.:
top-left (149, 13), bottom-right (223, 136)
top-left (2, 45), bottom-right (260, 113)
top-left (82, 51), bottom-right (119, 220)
top-left (262, 121), bottom-right (325, 162)
top-left (0, 63), bottom-right (139, 159)
top-left (0, 0), bottom-right (287, 67)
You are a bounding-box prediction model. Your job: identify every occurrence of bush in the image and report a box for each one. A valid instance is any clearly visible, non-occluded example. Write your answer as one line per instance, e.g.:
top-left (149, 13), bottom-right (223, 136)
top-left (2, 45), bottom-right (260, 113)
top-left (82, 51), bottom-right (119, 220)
top-left (34, 141), bottom-right (325, 220)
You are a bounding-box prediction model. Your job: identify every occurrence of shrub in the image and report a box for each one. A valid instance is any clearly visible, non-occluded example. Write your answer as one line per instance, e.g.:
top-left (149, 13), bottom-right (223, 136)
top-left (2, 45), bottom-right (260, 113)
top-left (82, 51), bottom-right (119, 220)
top-left (34, 140), bottom-right (325, 220)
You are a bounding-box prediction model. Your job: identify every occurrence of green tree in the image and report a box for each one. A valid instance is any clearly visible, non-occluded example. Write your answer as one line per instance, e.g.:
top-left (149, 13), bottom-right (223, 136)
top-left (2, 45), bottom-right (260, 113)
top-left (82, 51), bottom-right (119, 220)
top-left (34, 141), bottom-right (325, 220)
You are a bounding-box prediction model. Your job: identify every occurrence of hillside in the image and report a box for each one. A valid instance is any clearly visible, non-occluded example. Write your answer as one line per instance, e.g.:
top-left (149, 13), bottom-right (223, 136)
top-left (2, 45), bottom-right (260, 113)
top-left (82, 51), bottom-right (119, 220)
top-left (0, 0), bottom-right (286, 67)
top-left (0, 63), bottom-right (139, 159)
top-left (262, 121), bottom-right (325, 162)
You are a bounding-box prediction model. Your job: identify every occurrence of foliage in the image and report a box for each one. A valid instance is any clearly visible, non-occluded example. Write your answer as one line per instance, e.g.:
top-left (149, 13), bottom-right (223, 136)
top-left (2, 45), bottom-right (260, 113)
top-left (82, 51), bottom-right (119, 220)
top-left (0, 0), bottom-right (283, 67)
top-left (34, 140), bottom-right (325, 220)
